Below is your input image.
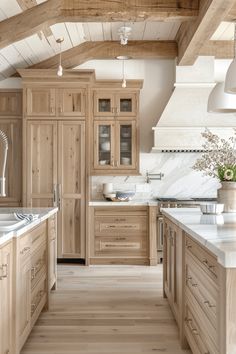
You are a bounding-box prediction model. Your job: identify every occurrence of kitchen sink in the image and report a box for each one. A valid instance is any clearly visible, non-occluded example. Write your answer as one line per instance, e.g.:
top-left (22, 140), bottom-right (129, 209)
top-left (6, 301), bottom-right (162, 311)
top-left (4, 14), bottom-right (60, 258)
top-left (0, 214), bottom-right (26, 231)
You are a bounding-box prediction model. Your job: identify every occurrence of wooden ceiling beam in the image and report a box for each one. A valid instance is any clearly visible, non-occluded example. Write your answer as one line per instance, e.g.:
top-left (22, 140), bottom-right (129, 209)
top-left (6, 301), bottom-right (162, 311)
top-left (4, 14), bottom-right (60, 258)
top-left (16, 0), bottom-right (53, 38)
top-left (200, 40), bottom-right (234, 59)
top-left (60, 0), bottom-right (199, 21)
top-left (0, 0), bottom-right (198, 50)
top-left (0, 0), bottom-right (60, 50)
top-left (28, 41), bottom-right (178, 70)
top-left (176, 0), bottom-right (235, 66)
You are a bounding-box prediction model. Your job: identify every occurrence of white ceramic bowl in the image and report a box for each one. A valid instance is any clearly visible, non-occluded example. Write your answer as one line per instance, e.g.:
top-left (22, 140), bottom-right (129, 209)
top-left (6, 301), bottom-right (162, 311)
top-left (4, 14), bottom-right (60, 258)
top-left (100, 141), bottom-right (110, 151)
top-left (99, 160), bottom-right (108, 165)
top-left (200, 203), bottom-right (224, 215)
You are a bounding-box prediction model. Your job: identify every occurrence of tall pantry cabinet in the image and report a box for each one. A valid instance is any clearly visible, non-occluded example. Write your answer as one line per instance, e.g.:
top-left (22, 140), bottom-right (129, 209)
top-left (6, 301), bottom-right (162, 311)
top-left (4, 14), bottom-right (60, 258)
top-left (19, 70), bottom-right (94, 260)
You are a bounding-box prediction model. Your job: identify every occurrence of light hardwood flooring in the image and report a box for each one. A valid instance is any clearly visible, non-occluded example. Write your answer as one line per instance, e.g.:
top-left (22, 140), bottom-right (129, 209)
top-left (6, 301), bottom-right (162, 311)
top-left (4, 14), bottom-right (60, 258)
top-left (21, 265), bottom-right (192, 354)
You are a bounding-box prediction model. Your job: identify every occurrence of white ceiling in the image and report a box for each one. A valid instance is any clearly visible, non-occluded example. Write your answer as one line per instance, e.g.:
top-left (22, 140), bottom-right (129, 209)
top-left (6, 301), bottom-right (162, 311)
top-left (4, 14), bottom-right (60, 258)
top-left (0, 1), bottom-right (233, 80)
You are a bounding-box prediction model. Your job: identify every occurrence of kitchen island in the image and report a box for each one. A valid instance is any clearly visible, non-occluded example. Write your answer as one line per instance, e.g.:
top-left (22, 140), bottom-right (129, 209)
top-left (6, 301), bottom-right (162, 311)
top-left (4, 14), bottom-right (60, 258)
top-left (0, 207), bottom-right (57, 354)
top-left (162, 208), bottom-right (236, 354)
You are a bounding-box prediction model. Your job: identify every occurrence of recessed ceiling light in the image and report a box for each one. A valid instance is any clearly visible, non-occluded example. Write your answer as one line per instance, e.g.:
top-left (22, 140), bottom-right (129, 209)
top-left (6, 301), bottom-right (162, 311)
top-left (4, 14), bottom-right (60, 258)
top-left (116, 56), bottom-right (131, 60)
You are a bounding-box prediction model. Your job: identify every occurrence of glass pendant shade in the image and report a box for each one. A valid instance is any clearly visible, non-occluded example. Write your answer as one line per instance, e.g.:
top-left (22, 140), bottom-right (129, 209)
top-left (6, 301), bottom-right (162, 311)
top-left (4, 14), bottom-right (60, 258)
top-left (225, 59), bottom-right (236, 93)
top-left (207, 82), bottom-right (236, 113)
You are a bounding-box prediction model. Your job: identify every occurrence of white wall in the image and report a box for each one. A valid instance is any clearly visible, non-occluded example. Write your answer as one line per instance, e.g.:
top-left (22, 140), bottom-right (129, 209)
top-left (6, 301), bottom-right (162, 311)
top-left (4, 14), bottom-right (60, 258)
top-left (78, 59), bottom-right (176, 152)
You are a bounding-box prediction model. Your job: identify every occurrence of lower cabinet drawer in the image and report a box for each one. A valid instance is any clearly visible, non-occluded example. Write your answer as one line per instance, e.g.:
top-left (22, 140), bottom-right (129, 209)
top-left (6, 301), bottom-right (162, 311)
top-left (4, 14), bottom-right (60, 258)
top-left (186, 254), bottom-right (218, 328)
top-left (31, 242), bottom-right (47, 290)
top-left (31, 275), bottom-right (47, 326)
top-left (31, 222), bottom-right (47, 253)
top-left (94, 216), bottom-right (147, 236)
top-left (185, 292), bottom-right (219, 354)
top-left (185, 304), bottom-right (211, 354)
top-left (185, 235), bottom-right (219, 283)
top-left (94, 236), bottom-right (148, 257)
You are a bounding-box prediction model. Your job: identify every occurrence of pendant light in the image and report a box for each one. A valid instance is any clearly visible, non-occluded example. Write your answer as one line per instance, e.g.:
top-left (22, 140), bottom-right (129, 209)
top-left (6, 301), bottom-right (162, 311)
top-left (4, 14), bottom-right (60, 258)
top-left (116, 56), bottom-right (131, 88)
top-left (56, 37), bottom-right (64, 77)
top-left (225, 22), bottom-right (236, 93)
top-left (208, 82), bottom-right (236, 113)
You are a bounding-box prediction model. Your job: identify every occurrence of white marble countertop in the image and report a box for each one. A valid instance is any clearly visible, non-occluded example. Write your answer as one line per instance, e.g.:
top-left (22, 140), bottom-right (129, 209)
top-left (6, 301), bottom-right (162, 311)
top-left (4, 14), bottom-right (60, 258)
top-left (89, 199), bottom-right (159, 206)
top-left (0, 207), bottom-right (58, 246)
top-left (161, 208), bottom-right (236, 268)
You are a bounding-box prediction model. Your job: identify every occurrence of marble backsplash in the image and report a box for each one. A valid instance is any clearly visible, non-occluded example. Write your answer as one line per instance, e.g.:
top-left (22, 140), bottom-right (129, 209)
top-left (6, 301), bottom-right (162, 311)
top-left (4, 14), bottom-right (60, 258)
top-left (91, 152), bottom-right (220, 200)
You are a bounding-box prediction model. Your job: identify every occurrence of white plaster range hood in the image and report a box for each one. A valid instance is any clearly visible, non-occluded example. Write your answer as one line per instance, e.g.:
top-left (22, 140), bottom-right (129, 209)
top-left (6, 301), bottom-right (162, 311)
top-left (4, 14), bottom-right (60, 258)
top-left (152, 57), bottom-right (236, 152)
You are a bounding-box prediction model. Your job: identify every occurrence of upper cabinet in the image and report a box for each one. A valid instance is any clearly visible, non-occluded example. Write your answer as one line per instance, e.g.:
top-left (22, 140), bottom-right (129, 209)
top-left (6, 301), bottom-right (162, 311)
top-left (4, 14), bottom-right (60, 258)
top-left (58, 88), bottom-right (85, 117)
top-left (91, 84), bottom-right (142, 175)
top-left (0, 90), bottom-right (22, 116)
top-left (26, 88), bottom-right (56, 116)
top-left (94, 91), bottom-right (138, 118)
top-left (0, 90), bottom-right (22, 207)
top-left (26, 87), bottom-right (86, 117)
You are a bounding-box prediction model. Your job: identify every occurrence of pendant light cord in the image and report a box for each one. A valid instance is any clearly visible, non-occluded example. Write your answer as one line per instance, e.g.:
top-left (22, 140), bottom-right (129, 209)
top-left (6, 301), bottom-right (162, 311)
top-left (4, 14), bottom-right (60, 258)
top-left (234, 21), bottom-right (236, 58)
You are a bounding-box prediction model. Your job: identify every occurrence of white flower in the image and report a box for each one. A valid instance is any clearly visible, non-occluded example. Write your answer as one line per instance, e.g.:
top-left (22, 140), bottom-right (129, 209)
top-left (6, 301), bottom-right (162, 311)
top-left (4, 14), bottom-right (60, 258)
top-left (224, 169), bottom-right (234, 181)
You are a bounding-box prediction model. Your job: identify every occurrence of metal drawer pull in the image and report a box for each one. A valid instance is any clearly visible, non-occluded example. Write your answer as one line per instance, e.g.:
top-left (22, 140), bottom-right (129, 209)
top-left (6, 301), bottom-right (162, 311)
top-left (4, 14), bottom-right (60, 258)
top-left (1, 264), bottom-right (8, 278)
top-left (204, 300), bottom-right (216, 308)
top-left (187, 276), bottom-right (198, 287)
top-left (115, 237), bottom-right (126, 241)
top-left (20, 246), bottom-right (30, 255)
top-left (114, 218), bottom-right (126, 222)
top-left (187, 319), bottom-right (199, 335)
top-left (186, 244), bottom-right (192, 249)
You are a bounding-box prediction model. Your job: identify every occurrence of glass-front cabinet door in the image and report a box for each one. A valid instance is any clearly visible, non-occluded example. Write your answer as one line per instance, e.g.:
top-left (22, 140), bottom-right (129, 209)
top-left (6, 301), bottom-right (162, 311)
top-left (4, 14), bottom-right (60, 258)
top-left (117, 121), bottom-right (137, 169)
top-left (93, 93), bottom-right (115, 117)
top-left (116, 93), bottom-right (137, 117)
top-left (94, 122), bottom-right (115, 168)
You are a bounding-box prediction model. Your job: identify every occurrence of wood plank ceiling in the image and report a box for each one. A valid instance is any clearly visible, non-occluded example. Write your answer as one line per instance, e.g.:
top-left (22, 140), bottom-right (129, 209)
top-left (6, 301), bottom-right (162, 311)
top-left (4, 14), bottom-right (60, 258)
top-left (0, 0), bottom-right (235, 80)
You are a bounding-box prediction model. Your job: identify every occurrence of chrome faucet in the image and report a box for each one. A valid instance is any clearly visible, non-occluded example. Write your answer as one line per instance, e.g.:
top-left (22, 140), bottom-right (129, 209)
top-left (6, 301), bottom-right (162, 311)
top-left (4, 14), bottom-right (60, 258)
top-left (0, 130), bottom-right (8, 197)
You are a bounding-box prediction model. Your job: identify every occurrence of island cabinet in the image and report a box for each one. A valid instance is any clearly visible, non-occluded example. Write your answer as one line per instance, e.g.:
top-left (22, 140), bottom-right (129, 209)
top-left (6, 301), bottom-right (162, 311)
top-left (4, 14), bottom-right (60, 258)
top-left (184, 235), bottom-right (220, 354)
top-left (0, 90), bottom-right (22, 207)
top-left (91, 83), bottom-right (143, 175)
top-left (89, 206), bottom-right (157, 265)
top-left (0, 240), bottom-right (13, 354)
top-left (163, 218), bottom-right (184, 328)
top-left (163, 214), bottom-right (236, 354)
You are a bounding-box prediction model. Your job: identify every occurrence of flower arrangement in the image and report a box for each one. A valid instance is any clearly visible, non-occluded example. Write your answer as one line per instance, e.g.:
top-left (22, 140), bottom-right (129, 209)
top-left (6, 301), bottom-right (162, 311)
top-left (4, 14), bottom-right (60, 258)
top-left (192, 129), bottom-right (236, 182)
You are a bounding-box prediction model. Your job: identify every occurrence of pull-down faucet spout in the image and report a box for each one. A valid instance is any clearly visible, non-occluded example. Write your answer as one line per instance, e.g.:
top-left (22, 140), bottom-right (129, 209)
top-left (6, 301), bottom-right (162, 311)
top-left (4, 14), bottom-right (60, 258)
top-left (0, 130), bottom-right (8, 197)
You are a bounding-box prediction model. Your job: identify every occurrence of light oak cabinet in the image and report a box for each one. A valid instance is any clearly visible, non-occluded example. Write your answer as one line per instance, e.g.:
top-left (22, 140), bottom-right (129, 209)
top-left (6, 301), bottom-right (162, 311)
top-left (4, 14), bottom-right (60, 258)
top-left (93, 91), bottom-right (137, 118)
top-left (14, 219), bottom-right (56, 353)
top-left (48, 215), bottom-right (57, 290)
top-left (94, 120), bottom-right (137, 171)
top-left (91, 85), bottom-right (142, 175)
top-left (184, 235), bottom-right (219, 354)
top-left (0, 91), bottom-right (22, 116)
top-left (0, 90), bottom-right (22, 207)
top-left (89, 207), bottom-right (149, 265)
top-left (0, 241), bottom-right (13, 354)
top-left (26, 120), bottom-right (85, 259)
top-left (163, 219), bottom-right (183, 327)
top-left (163, 215), bottom-right (236, 354)
top-left (26, 87), bottom-right (85, 117)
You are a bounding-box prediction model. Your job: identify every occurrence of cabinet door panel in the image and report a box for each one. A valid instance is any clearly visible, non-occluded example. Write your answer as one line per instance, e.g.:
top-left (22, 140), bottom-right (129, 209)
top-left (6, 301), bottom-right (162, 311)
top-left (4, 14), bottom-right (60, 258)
top-left (18, 260), bottom-right (31, 349)
top-left (93, 92), bottom-right (115, 117)
top-left (59, 88), bottom-right (85, 117)
top-left (116, 121), bottom-right (137, 170)
top-left (0, 119), bottom-right (22, 206)
top-left (0, 91), bottom-right (22, 116)
top-left (94, 121), bottom-right (115, 169)
top-left (26, 121), bottom-right (57, 207)
top-left (0, 242), bottom-right (12, 354)
top-left (26, 88), bottom-right (55, 116)
top-left (57, 121), bottom-right (85, 258)
top-left (116, 92), bottom-right (137, 117)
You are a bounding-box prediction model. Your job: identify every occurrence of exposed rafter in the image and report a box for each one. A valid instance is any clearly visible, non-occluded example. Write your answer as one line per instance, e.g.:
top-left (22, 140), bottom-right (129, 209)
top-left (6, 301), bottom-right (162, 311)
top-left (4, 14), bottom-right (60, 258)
top-left (16, 0), bottom-right (53, 38)
top-left (28, 41), bottom-right (178, 70)
top-left (200, 40), bottom-right (234, 59)
top-left (176, 0), bottom-right (235, 65)
top-left (0, 0), bottom-right (198, 50)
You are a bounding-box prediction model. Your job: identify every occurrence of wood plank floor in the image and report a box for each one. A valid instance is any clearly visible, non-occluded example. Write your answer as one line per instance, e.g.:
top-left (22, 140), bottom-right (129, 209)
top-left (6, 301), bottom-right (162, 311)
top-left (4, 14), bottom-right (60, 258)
top-left (21, 265), bottom-right (192, 354)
